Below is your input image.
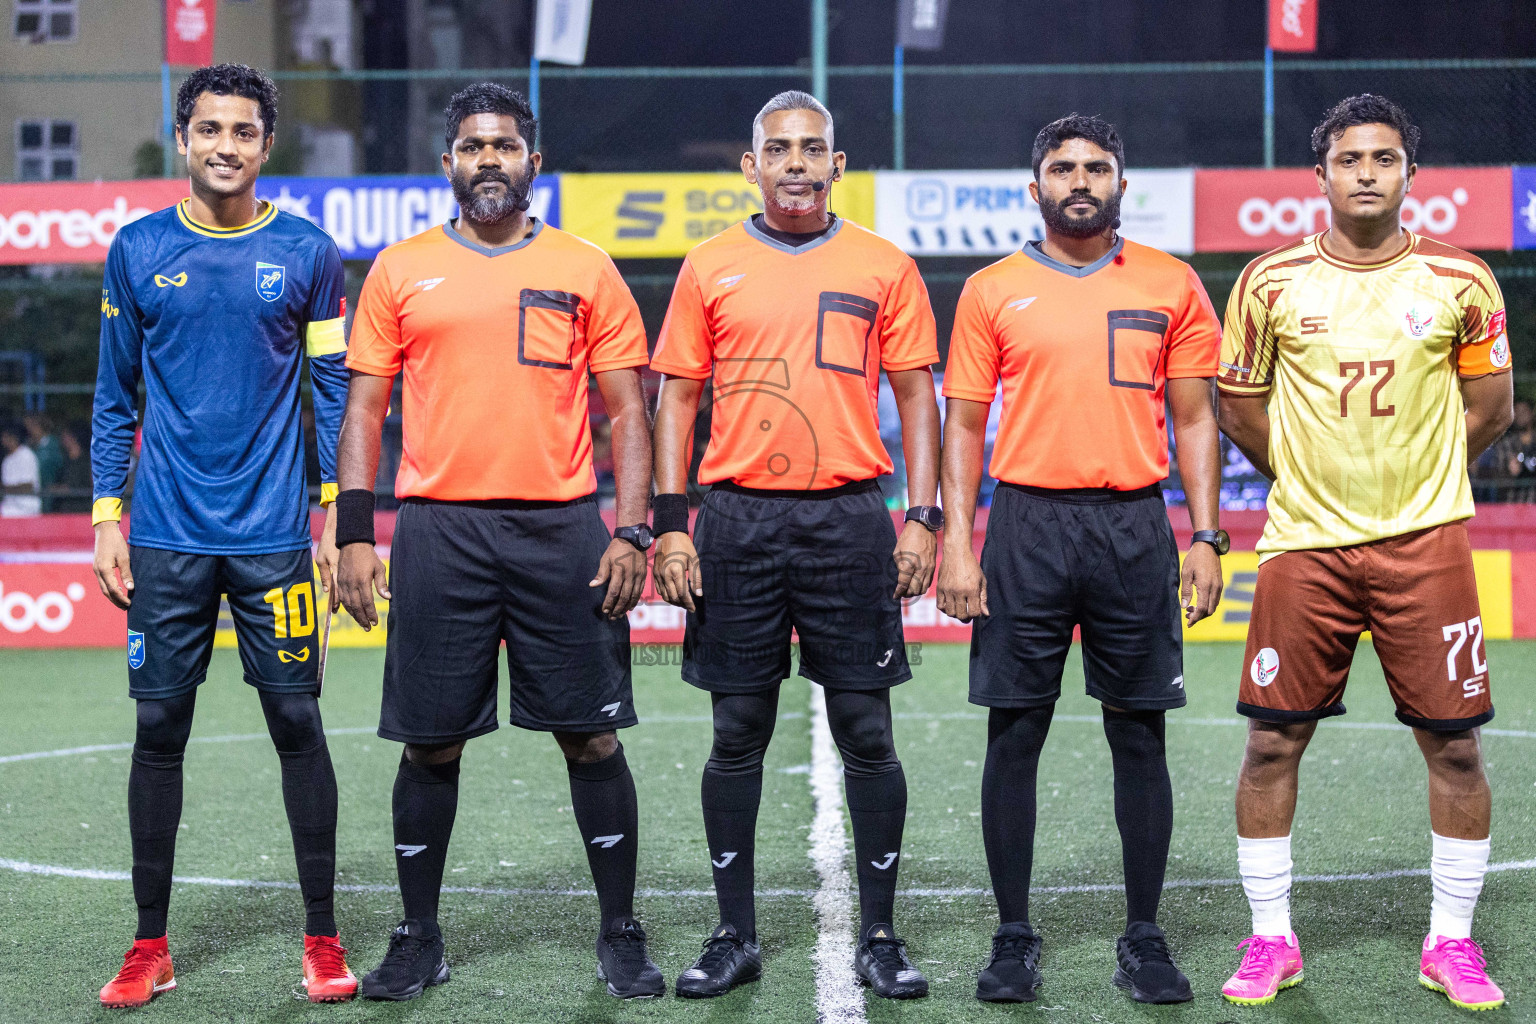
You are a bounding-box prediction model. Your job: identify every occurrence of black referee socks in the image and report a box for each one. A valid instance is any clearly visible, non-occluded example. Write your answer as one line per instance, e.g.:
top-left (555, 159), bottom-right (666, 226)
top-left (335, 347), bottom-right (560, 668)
top-left (276, 740), bottom-right (340, 937)
top-left (844, 766), bottom-right (908, 933)
top-left (1102, 707), bottom-right (1174, 927)
top-left (981, 704), bottom-right (1054, 926)
top-left (566, 746), bottom-right (639, 931)
top-left (392, 752), bottom-right (461, 932)
top-left (701, 766), bottom-right (763, 939)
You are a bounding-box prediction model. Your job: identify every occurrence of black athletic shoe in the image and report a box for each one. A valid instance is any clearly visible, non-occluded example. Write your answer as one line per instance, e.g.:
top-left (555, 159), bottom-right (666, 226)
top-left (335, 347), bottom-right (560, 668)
top-left (595, 918), bottom-right (665, 999)
top-left (855, 923), bottom-right (928, 999)
top-left (976, 922), bottom-right (1043, 1003)
top-left (358, 921), bottom-right (449, 1001)
top-left (1114, 921), bottom-right (1193, 1004)
top-left (674, 924), bottom-right (762, 998)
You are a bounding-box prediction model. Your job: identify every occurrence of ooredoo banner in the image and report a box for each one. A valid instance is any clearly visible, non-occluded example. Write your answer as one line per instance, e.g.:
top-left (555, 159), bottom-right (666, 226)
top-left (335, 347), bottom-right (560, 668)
top-left (873, 169), bottom-right (1194, 256)
top-left (1513, 165), bottom-right (1536, 250)
top-left (0, 180), bottom-right (187, 265)
top-left (1195, 166), bottom-right (1513, 252)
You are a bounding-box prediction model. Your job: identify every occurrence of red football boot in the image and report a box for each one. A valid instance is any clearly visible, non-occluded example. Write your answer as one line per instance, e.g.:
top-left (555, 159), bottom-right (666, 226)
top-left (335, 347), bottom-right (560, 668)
top-left (99, 936), bottom-right (176, 1008)
top-left (302, 934), bottom-right (359, 1002)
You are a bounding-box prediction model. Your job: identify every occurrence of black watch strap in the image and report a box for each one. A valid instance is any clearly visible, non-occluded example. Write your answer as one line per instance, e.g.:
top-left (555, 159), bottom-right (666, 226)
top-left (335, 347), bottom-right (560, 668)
top-left (904, 505), bottom-right (944, 532)
top-left (1190, 529), bottom-right (1230, 555)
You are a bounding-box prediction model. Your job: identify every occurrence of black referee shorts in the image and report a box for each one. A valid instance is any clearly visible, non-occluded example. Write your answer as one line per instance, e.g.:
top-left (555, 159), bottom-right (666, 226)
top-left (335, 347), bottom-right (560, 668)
top-left (968, 483), bottom-right (1186, 712)
top-left (682, 480), bottom-right (911, 694)
top-left (379, 496), bottom-right (634, 744)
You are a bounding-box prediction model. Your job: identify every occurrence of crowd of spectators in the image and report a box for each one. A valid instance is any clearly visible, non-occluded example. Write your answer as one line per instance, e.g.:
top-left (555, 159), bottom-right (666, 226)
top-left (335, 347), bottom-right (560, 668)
top-left (1472, 398), bottom-right (1536, 502)
top-left (1, 412), bottom-right (92, 517)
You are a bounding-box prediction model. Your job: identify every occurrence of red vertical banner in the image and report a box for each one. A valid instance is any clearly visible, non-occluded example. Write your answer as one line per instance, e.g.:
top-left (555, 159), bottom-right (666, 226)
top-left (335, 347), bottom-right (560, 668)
top-left (165, 0), bottom-right (216, 66)
top-left (1268, 0), bottom-right (1317, 52)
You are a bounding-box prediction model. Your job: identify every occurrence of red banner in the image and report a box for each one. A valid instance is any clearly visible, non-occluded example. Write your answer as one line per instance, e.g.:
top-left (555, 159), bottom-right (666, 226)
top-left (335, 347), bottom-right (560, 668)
top-left (0, 180), bottom-right (186, 265)
top-left (165, 0), bottom-right (216, 66)
top-left (1268, 0), bottom-right (1318, 52)
top-left (0, 563), bottom-right (120, 649)
top-left (1194, 166), bottom-right (1513, 253)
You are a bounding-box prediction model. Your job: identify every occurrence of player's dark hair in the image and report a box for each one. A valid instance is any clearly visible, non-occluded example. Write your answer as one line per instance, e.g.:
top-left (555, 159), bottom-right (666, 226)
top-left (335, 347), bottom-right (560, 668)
top-left (174, 63), bottom-right (279, 141)
top-left (1311, 94), bottom-right (1420, 166)
top-left (1031, 114), bottom-right (1125, 180)
top-left (443, 83), bottom-right (537, 153)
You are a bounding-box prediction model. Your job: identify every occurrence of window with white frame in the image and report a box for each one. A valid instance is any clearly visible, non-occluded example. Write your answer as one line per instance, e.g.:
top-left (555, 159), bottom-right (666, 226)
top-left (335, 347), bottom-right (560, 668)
top-left (12, 0), bottom-right (76, 42)
top-left (16, 120), bottom-right (77, 181)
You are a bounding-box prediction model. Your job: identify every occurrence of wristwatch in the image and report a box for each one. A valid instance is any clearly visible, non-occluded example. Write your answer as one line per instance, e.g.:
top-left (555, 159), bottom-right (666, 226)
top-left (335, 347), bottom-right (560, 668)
top-left (1190, 529), bottom-right (1230, 556)
top-left (904, 505), bottom-right (945, 532)
top-left (613, 523), bottom-right (655, 552)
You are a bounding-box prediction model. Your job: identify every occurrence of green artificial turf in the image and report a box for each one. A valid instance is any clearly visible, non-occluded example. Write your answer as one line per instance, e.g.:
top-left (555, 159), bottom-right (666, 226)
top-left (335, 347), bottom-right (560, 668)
top-left (1, 642), bottom-right (1533, 1023)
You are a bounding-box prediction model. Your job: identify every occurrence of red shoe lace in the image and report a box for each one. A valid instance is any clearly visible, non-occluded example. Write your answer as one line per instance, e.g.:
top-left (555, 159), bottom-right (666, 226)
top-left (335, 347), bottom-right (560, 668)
top-left (1233, 936), bottom-right (1285, 981)
top-left (307, 940), bottom-right (350, 980)
top-left (113, 945), bottom-right (162, 985)
top-left (1436, 938), bottom-right (1490, 985)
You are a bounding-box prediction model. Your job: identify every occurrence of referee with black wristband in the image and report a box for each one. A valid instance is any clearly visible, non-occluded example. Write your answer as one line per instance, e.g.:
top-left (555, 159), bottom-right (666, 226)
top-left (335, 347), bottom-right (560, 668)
top-left (329, 85), bottom-right (662, 1001)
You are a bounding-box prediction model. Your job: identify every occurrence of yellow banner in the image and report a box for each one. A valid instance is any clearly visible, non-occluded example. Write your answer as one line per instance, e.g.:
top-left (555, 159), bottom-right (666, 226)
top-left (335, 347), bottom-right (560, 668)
top-left (560, 171), bottom-right (876, 258)
top-left (1183, 550), bottom-right (1513, 642)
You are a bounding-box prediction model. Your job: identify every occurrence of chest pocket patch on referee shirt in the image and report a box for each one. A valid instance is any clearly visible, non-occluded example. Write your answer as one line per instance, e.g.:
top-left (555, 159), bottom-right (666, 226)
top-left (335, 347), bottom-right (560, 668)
top-left (1107, 309), bottom-right (1170, 391)
top-left (815, 291), bottom-right (879, 378)
top-left (519, 288), bottom-right (581, 369)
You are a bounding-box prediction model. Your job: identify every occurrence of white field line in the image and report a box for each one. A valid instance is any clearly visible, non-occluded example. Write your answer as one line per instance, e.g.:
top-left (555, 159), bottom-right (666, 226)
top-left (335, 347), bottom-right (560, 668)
top-left (807, 684), bottom-right (863, 1024)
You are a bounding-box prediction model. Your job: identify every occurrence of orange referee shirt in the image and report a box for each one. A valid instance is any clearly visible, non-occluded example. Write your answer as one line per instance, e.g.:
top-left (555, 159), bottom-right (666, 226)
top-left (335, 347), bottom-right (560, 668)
top-left (347, 220), bottom-right (650, 502)
top-left (943, 237), bottom-right (1220, 490)
top-left (650, 216), bottom-right (938, 490)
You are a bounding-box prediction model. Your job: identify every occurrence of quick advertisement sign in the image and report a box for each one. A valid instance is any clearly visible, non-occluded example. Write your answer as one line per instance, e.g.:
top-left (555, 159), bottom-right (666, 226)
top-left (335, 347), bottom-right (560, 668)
top-left (874, 169), bottom-right (1194, 256)
top-left (1513, 166), bottom-right (1536, 250)
top-left (560, 172), bottom-right (875, 258)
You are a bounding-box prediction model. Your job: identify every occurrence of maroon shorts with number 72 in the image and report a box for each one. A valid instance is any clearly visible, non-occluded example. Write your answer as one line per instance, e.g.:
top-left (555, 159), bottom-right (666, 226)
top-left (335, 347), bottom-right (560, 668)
top-left (1237, 521), bottom-right (1493, 733)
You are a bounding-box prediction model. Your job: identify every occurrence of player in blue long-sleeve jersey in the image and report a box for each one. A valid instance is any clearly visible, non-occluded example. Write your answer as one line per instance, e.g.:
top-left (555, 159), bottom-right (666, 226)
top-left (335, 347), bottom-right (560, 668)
top-left (90, 64), bottom-right (358, 1007)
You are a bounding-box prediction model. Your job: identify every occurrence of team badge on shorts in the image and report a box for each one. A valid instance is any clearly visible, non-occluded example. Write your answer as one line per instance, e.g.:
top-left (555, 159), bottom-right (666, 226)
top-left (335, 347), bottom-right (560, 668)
top-left (255, 262), bottom-right (286, 302)
top-left (127, 630), bottom-right (146, 670)
top-left (1250, 647), bottom-right (1279, 687)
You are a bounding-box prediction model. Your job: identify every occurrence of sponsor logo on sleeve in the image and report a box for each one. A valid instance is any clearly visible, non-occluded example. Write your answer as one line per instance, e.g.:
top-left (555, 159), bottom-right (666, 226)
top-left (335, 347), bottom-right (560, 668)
top-left (1491, 333), bottom-right (1511, 369)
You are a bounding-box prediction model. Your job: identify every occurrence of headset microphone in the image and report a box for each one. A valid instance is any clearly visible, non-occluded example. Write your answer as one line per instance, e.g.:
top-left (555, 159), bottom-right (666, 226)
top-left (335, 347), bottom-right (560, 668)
top-left (811, 180), bottom-right (825, 192)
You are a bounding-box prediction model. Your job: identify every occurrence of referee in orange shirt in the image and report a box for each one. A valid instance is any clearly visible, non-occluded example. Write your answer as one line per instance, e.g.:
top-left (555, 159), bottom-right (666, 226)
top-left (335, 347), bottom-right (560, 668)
top-left (332, 85), bottom-right (661, 1000)
top-left (937, 115), bottom-right (1224, 1005)
top-left (650, 91), bottom-right (942, 1000)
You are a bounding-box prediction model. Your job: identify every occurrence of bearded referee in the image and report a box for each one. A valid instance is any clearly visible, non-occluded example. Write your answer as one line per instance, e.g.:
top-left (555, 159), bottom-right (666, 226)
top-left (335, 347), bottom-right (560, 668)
top-left (333, 84), bottom-right (661, 1000)
top-left (938, 115), bottom-right (1224, 1005)
top-left (651, 91), bottom-right (942, 1000)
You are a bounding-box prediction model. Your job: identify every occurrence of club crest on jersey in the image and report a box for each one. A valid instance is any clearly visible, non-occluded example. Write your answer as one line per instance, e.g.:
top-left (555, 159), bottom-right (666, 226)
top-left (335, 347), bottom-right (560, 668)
top-left (1250, 647), bottom-right (1279, 687)
top-left (127, 630), bottom-right (145, 670)
top-left (255, 262), bottom-right (286, 302)
top-left (1403, 304), bottom-right (1434, 338)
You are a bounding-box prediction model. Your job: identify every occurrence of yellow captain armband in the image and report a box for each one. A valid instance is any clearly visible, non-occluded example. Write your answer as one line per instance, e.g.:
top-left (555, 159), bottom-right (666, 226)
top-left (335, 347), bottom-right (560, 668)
top-left (306, 317), bottom-right (347, 357)
top-left (319, 482), bottom-right (339, 507)
top-left (92, 497), bottom-right (123, 526)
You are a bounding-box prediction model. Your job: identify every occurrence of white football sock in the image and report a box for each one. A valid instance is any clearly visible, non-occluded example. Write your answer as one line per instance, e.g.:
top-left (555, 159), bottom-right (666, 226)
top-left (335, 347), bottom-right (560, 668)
top-left (1429, 832), bottom-right (1490, 941)
top-left (1238, 834), bottom-right (1293, 937)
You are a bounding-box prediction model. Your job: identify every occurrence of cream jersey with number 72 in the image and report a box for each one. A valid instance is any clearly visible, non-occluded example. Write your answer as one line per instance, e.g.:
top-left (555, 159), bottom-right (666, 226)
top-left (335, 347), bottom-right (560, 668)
top-left (1218, 232), bottom-right (1509, 558)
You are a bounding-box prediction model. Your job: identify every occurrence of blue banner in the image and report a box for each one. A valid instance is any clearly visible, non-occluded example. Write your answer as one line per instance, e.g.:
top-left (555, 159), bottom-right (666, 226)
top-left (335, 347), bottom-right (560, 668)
top-left (255, 175), bottom-right (561, 261)
top-left (1515, 166), bottom-right (1536, 250)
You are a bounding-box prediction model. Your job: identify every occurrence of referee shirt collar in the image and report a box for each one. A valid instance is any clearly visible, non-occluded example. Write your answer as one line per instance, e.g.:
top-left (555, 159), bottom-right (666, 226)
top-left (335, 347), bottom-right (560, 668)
top-left (1021, 235), bottom-right (1124, 278)
top-left (742, 212), bottom-right (842, 255)
top-left (443, 217), bottom-right (543, 257)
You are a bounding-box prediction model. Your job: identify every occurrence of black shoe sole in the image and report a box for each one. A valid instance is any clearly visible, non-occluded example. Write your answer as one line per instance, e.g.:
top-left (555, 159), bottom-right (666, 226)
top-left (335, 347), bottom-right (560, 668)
top-left (675, 966), bottom-right (762, 999)
top-left (1113, 967), bottom-right (1194, 1004)
top-left (975, 976), bottom-right (1041, 1004)
top-left (359, 959), bottom-right (450, 1001)
top-left (596, 962), bottom-right (665, 999)
top-left (857, 973), bottom-right (929, 1000)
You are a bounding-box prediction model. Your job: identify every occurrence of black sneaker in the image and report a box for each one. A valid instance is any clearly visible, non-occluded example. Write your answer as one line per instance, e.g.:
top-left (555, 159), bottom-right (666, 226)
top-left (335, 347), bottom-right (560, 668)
top-left (595, 918), bottom-right (665, 999)
top-left (674, 924), bottom-right (762, 998)
top-left (358, 921), bottom-right (449, 1001)
top-left (855, 923), bottom-right (928, 999)
top-left (1114, 921), bottom-right (1193, 1004)
top-left (976, 922), bottom-right (1042, 1003)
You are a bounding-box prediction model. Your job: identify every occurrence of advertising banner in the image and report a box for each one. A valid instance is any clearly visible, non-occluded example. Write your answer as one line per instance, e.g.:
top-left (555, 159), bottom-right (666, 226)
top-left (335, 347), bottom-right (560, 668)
top-left (165, 0), bottom-right (216, 66)
top-left (533, 0), bottom-right (592, 65)
top-left (0, 180), bottom-right (187, 265)
top-left (1195, 166), bottom-right (1513, 252)
top-left (896, 0), bottom-right (950, 50)
top-left (0, 176), bottom-right (559, 265)
top-left (873, 169), bottom-right (1194, 256)
top-left (1267, 0), bottom-right (1318, 53)
top-left (1513, 165), bottom-right (1536, 250)
top-left (560, 172), bottom-right (875, 258)
top-left (258, 175), bottom-right (559, 261)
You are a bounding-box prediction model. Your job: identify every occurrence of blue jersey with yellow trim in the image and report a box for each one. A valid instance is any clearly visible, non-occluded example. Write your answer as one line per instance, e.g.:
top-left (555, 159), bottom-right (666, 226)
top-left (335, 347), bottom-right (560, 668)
top-left (92, 199), bottom-right (349, 554)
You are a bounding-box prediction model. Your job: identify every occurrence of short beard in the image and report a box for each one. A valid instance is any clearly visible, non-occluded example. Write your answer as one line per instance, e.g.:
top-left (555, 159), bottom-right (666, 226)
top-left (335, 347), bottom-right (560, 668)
top-left (451, 161), bottom-right (535, 226)
top-left (757, 179), bottom-right (820, 221)
top-left (1038, 189), bottom-right (1121, 239)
